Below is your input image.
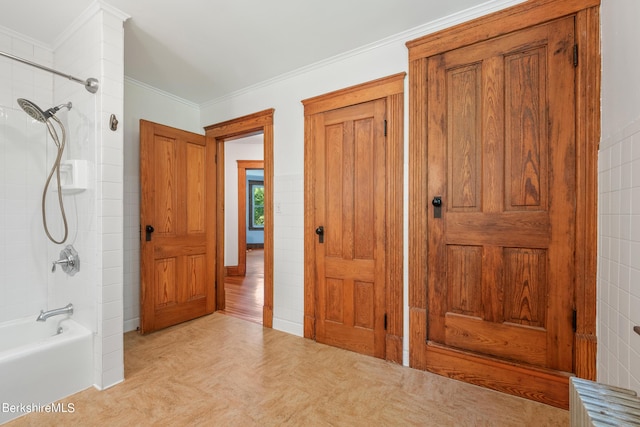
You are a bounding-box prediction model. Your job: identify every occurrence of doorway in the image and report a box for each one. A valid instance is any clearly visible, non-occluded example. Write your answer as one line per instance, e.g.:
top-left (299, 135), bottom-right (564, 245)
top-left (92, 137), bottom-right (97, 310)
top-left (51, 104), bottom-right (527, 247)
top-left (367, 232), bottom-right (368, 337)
top-left (222, 141), bottom-right (264, 324)
top-left (204, 109), bottom-right (274, 327)
top-left (406, 0), bottom-right (600, 409)
top-left (303, 73), bottom-right (405, 363)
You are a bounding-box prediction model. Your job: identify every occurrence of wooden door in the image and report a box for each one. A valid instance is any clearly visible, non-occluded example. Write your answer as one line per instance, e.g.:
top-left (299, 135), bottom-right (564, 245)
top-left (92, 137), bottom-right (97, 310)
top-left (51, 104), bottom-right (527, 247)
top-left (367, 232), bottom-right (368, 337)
top-left (313, 99), bottom-right (387, 358)
top-left (426, 17), bottom-right (576, 372)
top-left (140, 120), bottom-right (216, 334)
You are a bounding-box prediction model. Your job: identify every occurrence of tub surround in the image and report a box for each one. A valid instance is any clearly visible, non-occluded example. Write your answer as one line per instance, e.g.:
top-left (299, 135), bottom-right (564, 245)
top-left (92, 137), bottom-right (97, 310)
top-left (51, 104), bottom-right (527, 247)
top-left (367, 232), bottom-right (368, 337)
top-left (0, 317), bottom-right (92, 424)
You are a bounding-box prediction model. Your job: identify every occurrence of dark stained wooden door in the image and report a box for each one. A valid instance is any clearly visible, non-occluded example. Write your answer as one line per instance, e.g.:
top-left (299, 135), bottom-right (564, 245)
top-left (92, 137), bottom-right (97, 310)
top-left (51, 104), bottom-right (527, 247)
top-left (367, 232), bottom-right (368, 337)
top-left (140, 120), bottom-right (216, 333)
top-left (427, 17), bottom-right (576, 372)
top-left (313, 99), bottom-right (387, 358)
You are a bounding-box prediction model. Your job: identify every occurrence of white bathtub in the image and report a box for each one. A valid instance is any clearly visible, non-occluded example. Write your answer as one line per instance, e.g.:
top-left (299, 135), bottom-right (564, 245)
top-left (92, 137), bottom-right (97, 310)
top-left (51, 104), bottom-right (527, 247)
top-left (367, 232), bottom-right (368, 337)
top-left (0, 315), bottom-right (93, 424)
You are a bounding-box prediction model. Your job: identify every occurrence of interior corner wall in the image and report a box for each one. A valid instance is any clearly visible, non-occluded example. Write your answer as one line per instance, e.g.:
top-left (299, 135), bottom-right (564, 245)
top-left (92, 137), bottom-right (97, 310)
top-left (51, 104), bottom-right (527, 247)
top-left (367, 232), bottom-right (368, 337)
top-left (122, 78), bottom-right (201, 332)
top-left (598, 0), bottom-right (640, 394)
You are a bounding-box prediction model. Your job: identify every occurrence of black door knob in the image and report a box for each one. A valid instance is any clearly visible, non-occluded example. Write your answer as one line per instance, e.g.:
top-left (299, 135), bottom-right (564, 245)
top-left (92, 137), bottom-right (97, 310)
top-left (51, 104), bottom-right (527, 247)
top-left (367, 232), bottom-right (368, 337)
top-left (432, 197), bottom-right (442, 218)
top-left (145, 225), bottom-right (155, 241)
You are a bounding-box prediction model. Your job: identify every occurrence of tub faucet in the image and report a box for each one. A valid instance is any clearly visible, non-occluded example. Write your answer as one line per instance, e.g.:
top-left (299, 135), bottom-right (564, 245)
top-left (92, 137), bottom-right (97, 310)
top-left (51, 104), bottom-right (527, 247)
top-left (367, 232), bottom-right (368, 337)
top-left (36, 303), bottom-right (73, 322)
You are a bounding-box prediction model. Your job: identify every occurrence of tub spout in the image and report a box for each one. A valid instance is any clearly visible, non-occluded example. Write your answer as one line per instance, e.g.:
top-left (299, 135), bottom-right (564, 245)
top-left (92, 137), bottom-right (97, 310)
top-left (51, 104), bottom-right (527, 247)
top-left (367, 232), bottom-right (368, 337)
top-left (36, 303), bottom-right (73, 322)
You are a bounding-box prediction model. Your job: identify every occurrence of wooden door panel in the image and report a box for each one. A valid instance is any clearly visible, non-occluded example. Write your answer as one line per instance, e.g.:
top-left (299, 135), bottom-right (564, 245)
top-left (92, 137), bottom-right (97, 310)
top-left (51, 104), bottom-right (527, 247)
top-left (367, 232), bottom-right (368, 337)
top-left (427, 17), bottom-right (575, 372)
top-left (444, 313), bottom-right (547, 366)
top-left (314, 100), bottom-right (386, 358)
top-left (154, 135), bottom-right (178, 236)
top-left (186, 143), bottom-right (206, 233)
top-left (140, 120), bottom-right (215, 334)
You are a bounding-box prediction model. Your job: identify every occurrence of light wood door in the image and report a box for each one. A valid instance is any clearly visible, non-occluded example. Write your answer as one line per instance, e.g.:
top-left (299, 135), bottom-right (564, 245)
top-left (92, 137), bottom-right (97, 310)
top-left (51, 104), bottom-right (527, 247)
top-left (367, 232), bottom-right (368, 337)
top-left (426, 17), bottom-right (576, 371)
top-left (140, 120), bottom-right (216, 334)
top-left (313, 99), bottom-right (387, 358)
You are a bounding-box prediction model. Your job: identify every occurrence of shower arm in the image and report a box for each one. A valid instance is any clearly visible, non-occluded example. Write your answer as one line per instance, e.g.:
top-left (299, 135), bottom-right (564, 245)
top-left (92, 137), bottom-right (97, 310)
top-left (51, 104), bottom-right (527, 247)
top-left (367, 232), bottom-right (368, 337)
top-left (0, 50), bottom-right (99, 94)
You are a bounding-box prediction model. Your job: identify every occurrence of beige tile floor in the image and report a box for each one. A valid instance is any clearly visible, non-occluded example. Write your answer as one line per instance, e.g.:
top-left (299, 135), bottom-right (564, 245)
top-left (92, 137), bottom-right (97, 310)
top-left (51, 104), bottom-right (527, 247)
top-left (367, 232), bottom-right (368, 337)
top-left (6, 313), bottom-right (569, 426)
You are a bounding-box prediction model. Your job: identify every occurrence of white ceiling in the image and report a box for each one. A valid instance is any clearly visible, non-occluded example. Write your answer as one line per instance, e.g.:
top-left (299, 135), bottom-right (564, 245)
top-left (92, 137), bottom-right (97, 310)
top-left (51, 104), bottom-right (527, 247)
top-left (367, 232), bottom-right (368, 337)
top-left (1, 0), bottom-right (490, 104)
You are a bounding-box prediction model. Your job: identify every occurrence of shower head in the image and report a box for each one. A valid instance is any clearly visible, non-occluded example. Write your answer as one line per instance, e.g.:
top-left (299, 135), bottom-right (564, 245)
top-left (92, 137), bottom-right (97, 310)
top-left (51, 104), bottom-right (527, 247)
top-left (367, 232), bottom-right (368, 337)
top-left (17, 98), bottom-right (72, 123)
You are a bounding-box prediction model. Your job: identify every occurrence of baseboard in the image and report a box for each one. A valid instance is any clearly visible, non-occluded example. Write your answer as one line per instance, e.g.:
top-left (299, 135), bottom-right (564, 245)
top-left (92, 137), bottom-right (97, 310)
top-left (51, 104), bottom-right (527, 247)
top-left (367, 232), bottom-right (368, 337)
top-left (123, 318), bottom-right (139, 333)
top-left (247, 243), bottom-right (264, 249)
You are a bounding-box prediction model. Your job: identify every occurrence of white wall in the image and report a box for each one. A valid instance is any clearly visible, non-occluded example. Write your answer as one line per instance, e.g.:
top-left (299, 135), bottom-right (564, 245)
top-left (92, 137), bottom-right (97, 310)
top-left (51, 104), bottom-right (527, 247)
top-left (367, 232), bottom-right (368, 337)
top-left (122, 78), bottom-right (201, 332)
top-left (224, 134), bottom-right (263, 266)
top-left (598, 0), bottom-right (640, 394)
top-left (199, 1), bottom-right (524, 341)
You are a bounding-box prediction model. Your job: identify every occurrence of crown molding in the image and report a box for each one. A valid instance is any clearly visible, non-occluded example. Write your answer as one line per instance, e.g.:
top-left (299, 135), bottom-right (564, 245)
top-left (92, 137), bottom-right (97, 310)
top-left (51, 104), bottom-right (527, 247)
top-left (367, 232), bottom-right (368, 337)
top-left (200, 0), bottom-right (525, 108)
top-left (125, 76), bottom-right (200, 110)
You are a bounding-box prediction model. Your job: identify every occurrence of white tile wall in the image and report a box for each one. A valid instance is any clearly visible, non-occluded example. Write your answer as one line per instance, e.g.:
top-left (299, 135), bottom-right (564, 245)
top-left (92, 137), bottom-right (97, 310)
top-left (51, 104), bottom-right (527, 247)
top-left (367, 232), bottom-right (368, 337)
top-left (598, 117), bottom-right (640, 394)
top-left (0, 2), bottom-right (128, 392)
top-left (272, 174), bottom-right (304, 336)
top-left (0, 30), bottom-right (52, 324)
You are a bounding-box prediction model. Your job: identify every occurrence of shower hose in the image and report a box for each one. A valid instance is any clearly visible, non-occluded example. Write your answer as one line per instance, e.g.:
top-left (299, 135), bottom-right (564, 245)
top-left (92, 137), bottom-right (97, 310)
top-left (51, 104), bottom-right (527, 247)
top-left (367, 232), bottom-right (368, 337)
top-left (42, 115), bottom-right (69, 244)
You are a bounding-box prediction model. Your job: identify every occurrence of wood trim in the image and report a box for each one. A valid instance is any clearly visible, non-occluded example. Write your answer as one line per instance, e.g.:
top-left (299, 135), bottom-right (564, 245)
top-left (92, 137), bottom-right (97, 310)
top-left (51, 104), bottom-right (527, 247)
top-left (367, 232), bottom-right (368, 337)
top-left (385, 92), bottom-right (404, 363)
top-left (407, 0), bottom-right (600, 408)
top-left (235, 160), bottom-right (265, 277)
top-left (225, 266), bottom-right (241, 277)
top-left (425, 341), bottom-right (572, 409)
top-left (303, 74), bottom-right (405, 364)
top-left (205, 109), bottom-right (274, 138)
top-left (406, 0), bottom-right (600, 60)
top-left (302, 73), bottom-right (406, 116)
top-left (205, 109), bottom-right (274, 328)
top-left (574, 5), bottom-right (600, 380)
top-left (303, 113), bottom-right (316, 339)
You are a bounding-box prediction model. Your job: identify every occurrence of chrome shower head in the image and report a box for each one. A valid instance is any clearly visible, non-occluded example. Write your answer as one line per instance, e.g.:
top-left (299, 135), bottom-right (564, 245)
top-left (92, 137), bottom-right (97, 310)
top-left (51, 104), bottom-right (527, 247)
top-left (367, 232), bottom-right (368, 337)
top-left (17, 98), bottom-right (72, 123)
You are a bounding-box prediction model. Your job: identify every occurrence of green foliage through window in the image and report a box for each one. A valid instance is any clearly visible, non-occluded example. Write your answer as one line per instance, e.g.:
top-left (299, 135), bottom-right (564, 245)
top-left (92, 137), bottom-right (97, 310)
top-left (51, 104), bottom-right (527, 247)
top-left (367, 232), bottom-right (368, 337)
top-left (249, 180), bottom-right (264, 229)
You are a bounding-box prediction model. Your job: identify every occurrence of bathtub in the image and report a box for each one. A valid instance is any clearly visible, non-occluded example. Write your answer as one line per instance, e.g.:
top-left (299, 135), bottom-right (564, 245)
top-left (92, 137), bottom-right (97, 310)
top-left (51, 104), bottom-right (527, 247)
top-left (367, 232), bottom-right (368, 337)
top-left (0, 315), bottom-right (93, 424)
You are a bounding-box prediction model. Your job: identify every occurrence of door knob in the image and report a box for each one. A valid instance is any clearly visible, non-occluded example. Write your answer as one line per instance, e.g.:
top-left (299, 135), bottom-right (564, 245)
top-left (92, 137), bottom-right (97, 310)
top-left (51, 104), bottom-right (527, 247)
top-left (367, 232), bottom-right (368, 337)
top-left (432, 196), bottom-right (442, 218)
top-left (145, 225), bottom-right (155, 241)
top-left (315, 226), bottom-right (324, 244)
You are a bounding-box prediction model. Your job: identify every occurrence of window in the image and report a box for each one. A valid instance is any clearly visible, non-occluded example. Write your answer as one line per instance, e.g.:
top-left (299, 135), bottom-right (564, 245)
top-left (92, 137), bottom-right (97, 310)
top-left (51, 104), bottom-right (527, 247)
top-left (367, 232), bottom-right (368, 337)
top-left (249, 180), bottom-right (264, 230)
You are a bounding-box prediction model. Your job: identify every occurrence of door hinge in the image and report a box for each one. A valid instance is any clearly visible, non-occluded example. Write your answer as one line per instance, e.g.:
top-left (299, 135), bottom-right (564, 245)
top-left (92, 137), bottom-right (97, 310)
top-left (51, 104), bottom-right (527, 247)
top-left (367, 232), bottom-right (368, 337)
top-left (384, 313), bottom-right (388, 330)
top-left (572, 309), bottom-right (577, 332)
top-left (573, 44), bottom-right (578, 67)
top-left (384, 120), bottom-right (388, 137)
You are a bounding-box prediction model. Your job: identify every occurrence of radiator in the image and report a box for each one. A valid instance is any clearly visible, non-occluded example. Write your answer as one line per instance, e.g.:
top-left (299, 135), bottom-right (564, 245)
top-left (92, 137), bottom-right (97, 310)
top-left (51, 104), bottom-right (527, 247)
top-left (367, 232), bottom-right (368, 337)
top-left (570, 377), bottom-right (640, 426)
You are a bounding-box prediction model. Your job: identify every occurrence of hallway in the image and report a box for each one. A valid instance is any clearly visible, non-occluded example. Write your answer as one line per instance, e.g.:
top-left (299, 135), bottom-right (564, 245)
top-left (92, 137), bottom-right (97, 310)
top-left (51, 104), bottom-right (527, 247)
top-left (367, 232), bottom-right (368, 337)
top-left (221, 249), bottom-right (264, 325)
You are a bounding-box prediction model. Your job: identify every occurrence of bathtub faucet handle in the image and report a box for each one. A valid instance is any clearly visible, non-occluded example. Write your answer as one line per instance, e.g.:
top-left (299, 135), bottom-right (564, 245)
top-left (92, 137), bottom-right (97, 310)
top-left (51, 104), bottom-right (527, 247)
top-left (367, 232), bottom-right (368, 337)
top-left (51, 245), bottom-right (80, 276)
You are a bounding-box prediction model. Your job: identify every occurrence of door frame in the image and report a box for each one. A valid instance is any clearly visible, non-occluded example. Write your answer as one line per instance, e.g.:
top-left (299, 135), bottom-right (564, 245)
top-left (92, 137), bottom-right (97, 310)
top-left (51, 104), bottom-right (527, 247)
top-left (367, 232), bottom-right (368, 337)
top-left (303, 73), bottom-right (405, 363)
top-left (228, 160), bottom-right (264, 277)
top-left (407, 0), bottom-right (600, 408)
top-left (205, 110), bottom-right (274, 327)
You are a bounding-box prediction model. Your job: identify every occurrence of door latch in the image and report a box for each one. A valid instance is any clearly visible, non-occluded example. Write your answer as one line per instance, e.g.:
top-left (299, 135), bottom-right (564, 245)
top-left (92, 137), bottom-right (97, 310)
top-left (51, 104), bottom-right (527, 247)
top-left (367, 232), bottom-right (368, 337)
top-left (315, 226), bottom-right (324, 244)
top-left (432, 196), bottom-right (442, 218)
top-left (145, 225), bottom-right (155, 241)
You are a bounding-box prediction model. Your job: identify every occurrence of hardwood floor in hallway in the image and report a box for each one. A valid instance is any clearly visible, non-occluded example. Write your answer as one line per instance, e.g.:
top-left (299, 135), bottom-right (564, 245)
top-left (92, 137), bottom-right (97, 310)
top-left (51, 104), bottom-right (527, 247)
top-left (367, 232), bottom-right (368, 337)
top-left (7, 313), bottom-right (569, 426)
top-left (221, 249), bottom-right (264, 325)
